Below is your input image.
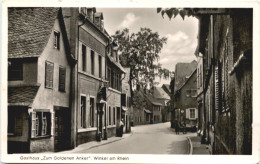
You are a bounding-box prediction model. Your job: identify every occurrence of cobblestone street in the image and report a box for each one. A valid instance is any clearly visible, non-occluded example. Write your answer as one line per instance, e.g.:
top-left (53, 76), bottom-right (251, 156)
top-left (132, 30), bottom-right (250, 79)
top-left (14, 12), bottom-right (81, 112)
top-left (63, 122), bottom-right (197, 154)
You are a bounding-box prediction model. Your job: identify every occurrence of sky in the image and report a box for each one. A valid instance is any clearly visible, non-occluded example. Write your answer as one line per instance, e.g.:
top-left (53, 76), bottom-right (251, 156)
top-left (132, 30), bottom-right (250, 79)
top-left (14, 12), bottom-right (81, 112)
top-left (97, 8), bottom-right (198, 86)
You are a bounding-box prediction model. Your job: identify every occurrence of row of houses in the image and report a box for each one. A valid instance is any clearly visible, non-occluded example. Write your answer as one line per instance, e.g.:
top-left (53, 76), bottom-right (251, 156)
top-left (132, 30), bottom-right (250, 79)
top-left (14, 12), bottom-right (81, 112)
top-left (195, 8), bottom-right (253, 155)
top-left (7, 7), bottom-right (132, 153)
top-left (171, 8), bottom-right (253, 154)
top-left (132, 85), bottom-right (171, 126)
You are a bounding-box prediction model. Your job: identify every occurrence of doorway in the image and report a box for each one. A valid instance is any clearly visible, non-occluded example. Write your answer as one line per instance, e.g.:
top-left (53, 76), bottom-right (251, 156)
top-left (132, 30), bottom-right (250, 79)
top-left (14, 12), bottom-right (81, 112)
top-left (54, 107), bottom-right (70, 152)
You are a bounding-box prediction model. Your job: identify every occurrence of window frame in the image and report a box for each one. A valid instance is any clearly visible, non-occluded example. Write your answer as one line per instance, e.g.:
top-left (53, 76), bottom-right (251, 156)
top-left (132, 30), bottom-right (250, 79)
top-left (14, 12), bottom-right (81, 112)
top-left (90, 97), bottom-right (95, 127)
top-left (186, 89), bottom-right (191, 97)
top-left (54, 31), bottom-right (60, 50)
top-left (45, 61), bottom-right (54, 89)
top-left (80, 96), bottom-right (87, 128)
top-left (91, 50), bottom-right (95, 75)
top-left (189, 108), bottom-right (196, 120)
top-left (31, 110), bottom-right (51, 138)
top-left (82, 44), bottom-right (87, 72)
top-left (8, 109), bottom-right (23, 136)
top-left (98, 55), bottom-right (102, 78)
top-left (8, 61), bottom-right (23, 81)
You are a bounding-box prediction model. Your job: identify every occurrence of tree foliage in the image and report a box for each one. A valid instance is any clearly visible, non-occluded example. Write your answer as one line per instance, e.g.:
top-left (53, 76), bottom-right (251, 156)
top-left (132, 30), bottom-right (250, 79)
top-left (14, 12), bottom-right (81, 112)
top-left (157, 8), bottom-right (199, 20)
top-left (112, 28), bottom-right (170, 96)
top-left (132, 90), bottom-right (147, 110)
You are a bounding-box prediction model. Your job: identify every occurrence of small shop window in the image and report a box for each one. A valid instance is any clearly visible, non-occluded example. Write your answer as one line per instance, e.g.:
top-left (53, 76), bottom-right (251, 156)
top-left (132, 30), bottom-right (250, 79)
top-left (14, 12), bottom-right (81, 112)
top-left (31, 111), bottom-right (51, 138)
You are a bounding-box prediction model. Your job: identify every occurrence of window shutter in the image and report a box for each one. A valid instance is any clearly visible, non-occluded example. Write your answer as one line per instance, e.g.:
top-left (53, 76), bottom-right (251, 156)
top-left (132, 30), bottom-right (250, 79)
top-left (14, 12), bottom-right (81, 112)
top-left (59, 67), bottom-right (66, 91)
top-left (51, 112), bottom-right (54, 136)
top-left (50, 64), bottom-right (54, 88)
top-left (31, 112), bottom-right (36, 138)
top-left (186, 109), bottom-right (190, 119)
top-left (45, 62), bottom-right (54, 88)
top-left (215, 66), bottom-right (219, 110)
top-left (195, 109), bottom-right (198, 119)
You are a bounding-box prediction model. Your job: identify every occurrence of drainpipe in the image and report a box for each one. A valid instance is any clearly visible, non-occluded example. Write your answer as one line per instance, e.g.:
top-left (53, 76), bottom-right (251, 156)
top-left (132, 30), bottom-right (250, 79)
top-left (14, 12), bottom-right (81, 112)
top-left (211, 14), bottom-right (216, 154)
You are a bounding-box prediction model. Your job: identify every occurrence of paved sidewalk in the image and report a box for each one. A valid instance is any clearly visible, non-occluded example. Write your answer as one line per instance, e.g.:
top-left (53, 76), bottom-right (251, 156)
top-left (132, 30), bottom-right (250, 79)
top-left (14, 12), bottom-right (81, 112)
top-left (59, 132), bottom-right (133, 154)
top-left (188, 136), bottom-right (210, 155)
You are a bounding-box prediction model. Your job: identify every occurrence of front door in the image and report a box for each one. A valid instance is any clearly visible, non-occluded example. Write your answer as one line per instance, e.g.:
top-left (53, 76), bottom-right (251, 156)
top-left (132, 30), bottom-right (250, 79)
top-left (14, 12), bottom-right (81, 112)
top-left (54, 107), bottom-right (70, 152)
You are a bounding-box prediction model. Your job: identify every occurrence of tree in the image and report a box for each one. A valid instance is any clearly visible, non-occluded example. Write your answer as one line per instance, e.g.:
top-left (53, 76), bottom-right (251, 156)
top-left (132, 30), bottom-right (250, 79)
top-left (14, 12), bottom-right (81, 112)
top-left (157, 8), bottom-right (199, 20)
top-left (112, 28), bottom-right (170, 97)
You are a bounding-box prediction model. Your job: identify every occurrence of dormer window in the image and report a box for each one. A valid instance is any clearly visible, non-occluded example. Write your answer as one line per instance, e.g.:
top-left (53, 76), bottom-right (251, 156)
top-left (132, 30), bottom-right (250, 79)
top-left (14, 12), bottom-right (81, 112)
top-left (54, 31), bottom-right (60, 50)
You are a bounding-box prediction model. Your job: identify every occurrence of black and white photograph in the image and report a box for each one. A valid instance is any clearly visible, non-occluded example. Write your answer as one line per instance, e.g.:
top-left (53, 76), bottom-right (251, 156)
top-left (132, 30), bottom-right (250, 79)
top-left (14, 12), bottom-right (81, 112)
top-left (1, 1), bottom-right (260, 163)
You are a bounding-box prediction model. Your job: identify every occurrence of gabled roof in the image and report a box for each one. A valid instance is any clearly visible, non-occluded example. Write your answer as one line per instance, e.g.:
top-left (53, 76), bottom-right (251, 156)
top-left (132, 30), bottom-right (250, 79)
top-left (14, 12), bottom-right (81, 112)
top-left (144, 92), bottom-right (163, 106)
top-left (174, 60), bottom-right (197, 93)
top-left (153, 86), bottom-right (170, 100)
top-left (8, 85), bottom-right (40, 106)
top-left (161, 84), bottom-right (171, 96)
top-left (8, 8), bottom-right (59, 58)
top-left (176, 68), bottom-right (197, 93)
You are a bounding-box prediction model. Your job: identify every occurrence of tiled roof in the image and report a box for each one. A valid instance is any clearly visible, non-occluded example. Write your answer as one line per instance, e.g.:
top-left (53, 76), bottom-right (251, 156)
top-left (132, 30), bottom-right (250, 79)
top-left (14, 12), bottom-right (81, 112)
top-left (174, 60), bottom-right (197, 93)
top-left (8, 8), bottom-right (59, 58)
top-left (177, 69), bottom-right (197, 92)
top-left (153, 87), bottom-right (170, 100)
top-left (144, 92), bottom-right (163, 106)
top-left (8, 85), bottom-right (40, 106)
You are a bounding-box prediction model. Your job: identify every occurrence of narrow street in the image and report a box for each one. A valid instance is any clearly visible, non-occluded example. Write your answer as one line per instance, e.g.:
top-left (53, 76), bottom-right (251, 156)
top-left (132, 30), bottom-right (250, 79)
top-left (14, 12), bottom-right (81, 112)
top-left (67, 122), bottom-right (196, 154)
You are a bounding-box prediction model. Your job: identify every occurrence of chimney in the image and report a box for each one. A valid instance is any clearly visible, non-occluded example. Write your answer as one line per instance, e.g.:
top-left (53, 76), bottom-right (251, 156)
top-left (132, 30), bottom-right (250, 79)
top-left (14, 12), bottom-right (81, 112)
top-left (86, 8), bottom-right (94, 22)
top-left (94, 12), bottom-right (104, 31)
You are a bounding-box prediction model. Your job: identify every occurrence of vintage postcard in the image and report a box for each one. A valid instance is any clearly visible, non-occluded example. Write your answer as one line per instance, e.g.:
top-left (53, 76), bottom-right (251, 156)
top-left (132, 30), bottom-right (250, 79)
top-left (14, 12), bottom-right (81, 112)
top-left (1, 0), bottom-right (260, 163)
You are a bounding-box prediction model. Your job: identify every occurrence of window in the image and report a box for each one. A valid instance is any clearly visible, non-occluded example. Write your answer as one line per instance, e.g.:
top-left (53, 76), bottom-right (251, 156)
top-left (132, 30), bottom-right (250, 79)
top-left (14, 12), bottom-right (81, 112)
top-left (31, 111), bottom-right (51, 138)
top-left (191, 90), bottom-right (197, 97)
top-left (186, 90), bottom-right (191, 97)
top-left (54, 31), bottom-right (60, 50)
top-left (190, 109), bottom-right (195, 119)
top-left (113, 107), bottom-right (116, 125)
top-left (99, 55), bottom-right (102, 78)
top-left (8, 109), bottom-right (23, 136)
top-left (107, 68), bottom-right (111, 87)
top-left (146, 113), bottom-right (149, 122)
top-left (80, 96), bottom-right (86, 128)
top-left (91, 50), bottom-right (95, 75)
top-left (121, 94), bottom-right (126, 107)
top-left (108, 107), bottom-right (111, 125)
top-left (111, 71), bottom-right (114, 88)
top-left (82, 44), bottom-right (86, 72)
top-left (90, 97), bottom-right (95, 127)
top-left (45, 61), bottom-right (54, 89)
top-left (59, 66), bottom-right (66, 92)
top-left (8, 61), bottom-right (23, 81)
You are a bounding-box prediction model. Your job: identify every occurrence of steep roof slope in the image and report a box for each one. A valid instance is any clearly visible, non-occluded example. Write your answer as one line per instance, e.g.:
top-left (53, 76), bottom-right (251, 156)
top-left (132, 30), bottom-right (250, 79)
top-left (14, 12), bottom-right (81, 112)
top-left (8, 8), bottom-right (59, 58)
top-left (161, 84), bottom-right (171, 96)
top-left (174, 60), bottom-right (197, 93)
top-left (153, 86), bottom-right (170, 100)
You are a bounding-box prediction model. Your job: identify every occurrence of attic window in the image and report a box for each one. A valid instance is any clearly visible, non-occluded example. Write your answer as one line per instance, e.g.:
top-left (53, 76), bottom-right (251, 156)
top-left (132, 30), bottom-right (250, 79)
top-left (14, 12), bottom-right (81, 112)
top-left (54, 31), bottom-right (60, 50)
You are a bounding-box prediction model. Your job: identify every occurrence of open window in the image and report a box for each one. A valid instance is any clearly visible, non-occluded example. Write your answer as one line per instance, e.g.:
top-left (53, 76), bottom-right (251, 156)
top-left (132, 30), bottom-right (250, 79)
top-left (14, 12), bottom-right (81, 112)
top-left (31, 111), bottom-right (51, 138)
